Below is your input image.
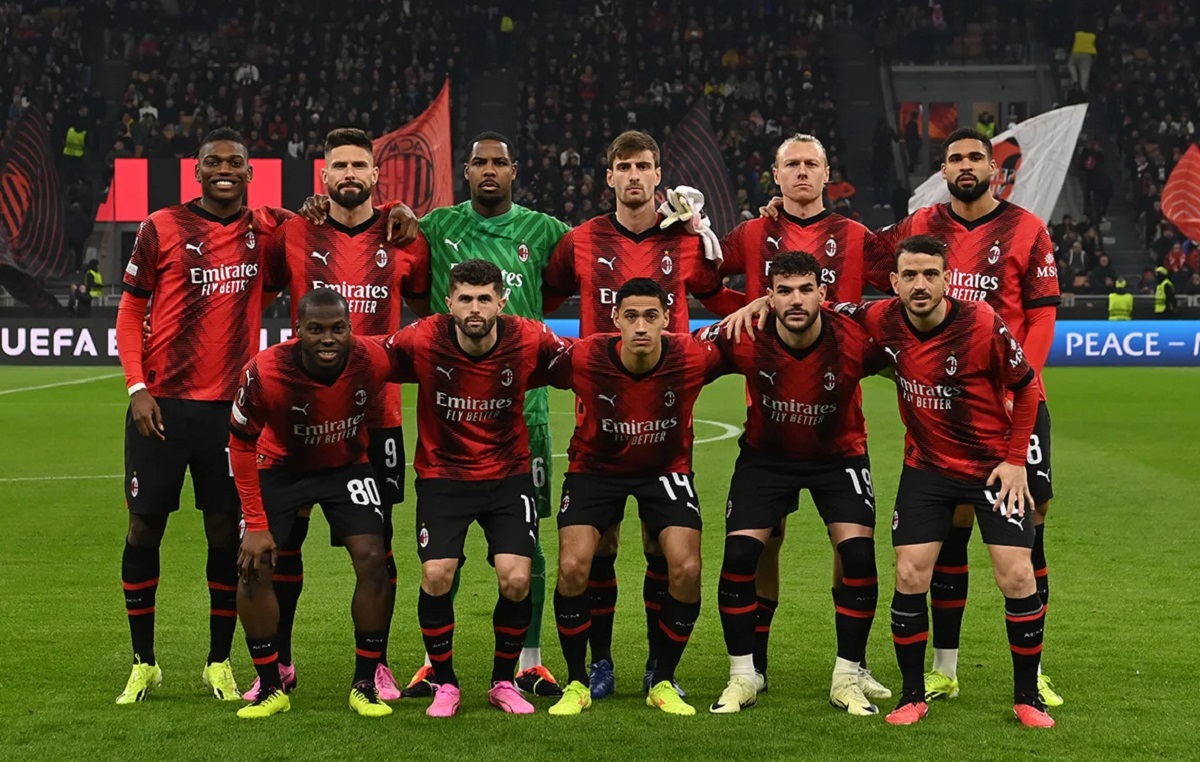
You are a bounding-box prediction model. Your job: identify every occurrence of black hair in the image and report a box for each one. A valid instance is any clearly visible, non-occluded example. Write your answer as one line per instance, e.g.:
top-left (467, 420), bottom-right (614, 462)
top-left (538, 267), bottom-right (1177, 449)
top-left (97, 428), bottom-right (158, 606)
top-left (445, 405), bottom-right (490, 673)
top-left (614, 277), bottom-right (670, 310)
top-left (468, 131), bottom-right (515, 160)
top-left (943, 127), bottom-right (993, 160)
top-left (449, 258), bottom-right (504, 294)
top-left (297, 287), bottom-right (349, 320)
top-left (324, 127), bottom-right (373, 157)
top-left (198, 127), bottom-right (247, 152)
top-left (894, 234), bottom-right (948, 271)
top-left (769, 251), bottom-right (821, 285)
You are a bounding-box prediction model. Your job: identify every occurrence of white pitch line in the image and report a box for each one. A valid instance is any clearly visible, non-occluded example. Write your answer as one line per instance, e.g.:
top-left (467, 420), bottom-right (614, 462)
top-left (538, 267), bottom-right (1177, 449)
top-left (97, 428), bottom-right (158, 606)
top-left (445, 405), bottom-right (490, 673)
top-left (0, 372), bottom-right (124, 396)
top-left (0, 419), bottom-right (742, 483)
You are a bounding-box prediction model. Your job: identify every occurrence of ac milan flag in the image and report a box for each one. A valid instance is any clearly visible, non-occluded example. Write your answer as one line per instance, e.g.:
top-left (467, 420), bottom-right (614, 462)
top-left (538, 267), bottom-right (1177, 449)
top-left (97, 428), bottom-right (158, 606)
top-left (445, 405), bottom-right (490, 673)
top-left (371, 79), bottom-right (454, 215)
top-left (908, 104), bottom-right (1088, 222)
top-left (1162, 144), bottom-right (1200, 243)
top-left (660, 101), bottom-right (738, 237)
top-left (0, 106), bottom-right (69, 312)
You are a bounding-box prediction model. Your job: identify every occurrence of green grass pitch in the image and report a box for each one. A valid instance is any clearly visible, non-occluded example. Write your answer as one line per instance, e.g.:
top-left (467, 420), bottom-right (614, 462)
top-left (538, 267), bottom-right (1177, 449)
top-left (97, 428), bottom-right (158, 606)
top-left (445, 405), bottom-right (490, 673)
top-left (1, 366), bottom-right (1198, 760)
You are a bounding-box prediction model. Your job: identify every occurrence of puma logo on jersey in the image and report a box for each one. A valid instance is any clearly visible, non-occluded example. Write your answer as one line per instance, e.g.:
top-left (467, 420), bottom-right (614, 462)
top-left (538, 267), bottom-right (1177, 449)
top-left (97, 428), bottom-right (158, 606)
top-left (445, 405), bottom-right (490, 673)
top-left (310, 251), bottom-right (331, 264)
top-left (597, 256), bottom-right (617, 270)
top-left (1036, 469), bottom-right (1051, 481)
top-left (884, 347), bottom-right (901, 362)
top-left (444, 239), bottom-right (461, 251)
top-left (436, 366), bottom-right (454, 380)
top-left (598, 393), bottom-right (617, 406)
top-left (758, 370), bottom-right (777, 385)
top-left (766, 235), bottom-right (782, 249)
top-left (386, 476), bottom-right (401, 490)
top-left (185, 242), bottom-right (205, 256)
top-left (374, 506), bottom-right (385, 522)
top-left (291, 404), bottom-right (309, 415)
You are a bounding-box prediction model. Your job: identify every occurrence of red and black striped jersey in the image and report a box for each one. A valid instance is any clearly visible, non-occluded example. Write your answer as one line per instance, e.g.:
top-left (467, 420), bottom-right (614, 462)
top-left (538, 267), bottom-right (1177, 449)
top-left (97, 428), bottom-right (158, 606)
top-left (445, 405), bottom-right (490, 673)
top-left (122, 201), bottom-right (292, 401)
top-left (267, 210), bottom-right (430, 428)
top-left (698, 308), bottom-right (887, 460)
top-left (383, 314), bottom-right (570, 481)
top-left (720, 209), bottom-right (877, 304)
top-left (543, 213), bottom-right (724, 335)
top-left (851, 297), bottom-right (1034, 481)
top-left (545, 332), bottom-right (723, 476)
top-left (873, 200), bottom-right (1059, 357)
top-left (230, 336), bottom-right (394, 472)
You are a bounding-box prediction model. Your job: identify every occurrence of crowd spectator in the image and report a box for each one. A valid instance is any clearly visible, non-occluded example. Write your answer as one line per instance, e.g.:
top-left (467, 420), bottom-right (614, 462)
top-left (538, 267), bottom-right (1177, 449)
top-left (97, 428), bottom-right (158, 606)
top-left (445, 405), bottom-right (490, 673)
top-left (868, 0), bottom-right (1054, 65)
top-left (507, 1), bottom-right (834, 225)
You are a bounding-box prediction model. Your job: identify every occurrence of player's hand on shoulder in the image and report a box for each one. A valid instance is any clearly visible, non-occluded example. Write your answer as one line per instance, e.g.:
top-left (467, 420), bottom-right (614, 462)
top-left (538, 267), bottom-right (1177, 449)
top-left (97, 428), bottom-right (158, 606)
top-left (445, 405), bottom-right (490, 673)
top-left (130, 389), bottom-right (165, 440)
top-left (759, 195), bottom-right (784, 219)
top-left (719, 296), bottom-right (770, 342)
top-left (385, 203), bottom-right (419, 245)
top-left (297, 194), bottom-right (331, 225)
top-left (238, 530), bottom-right (277, 582)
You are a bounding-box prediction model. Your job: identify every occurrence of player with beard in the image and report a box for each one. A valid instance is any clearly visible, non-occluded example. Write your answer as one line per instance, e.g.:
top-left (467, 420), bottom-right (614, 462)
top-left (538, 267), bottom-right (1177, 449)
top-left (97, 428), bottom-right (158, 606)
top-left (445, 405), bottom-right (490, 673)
top-left (839, 235), bottom-right (1052, 728)
top-left (873, 129), bottom-right (1061, 707)
top-left (700, 252), bottom-right (889, 717)
top-left (715, 134), bottom-right (890, 701)
top-left (115, 128), bottom-right (293, 704)
top-left (242, 128), bottom-right (431, 702)
top-left (541, 130), bottom-right (741, 702)
top-left (380, 259), bottom-right (572, 717)
top-left (229, 288), bottom-right (397, 719)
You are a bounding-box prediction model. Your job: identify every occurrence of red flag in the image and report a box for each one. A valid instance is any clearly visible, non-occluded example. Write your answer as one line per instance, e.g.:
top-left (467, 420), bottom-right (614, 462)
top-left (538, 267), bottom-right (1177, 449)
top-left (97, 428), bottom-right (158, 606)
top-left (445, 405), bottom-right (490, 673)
top-left (0, 107), bottom-right (69, 278)
top-left (372, 80), bottom-right (453, 215)
top-left (1162, 144), bottom-right (1200, 242)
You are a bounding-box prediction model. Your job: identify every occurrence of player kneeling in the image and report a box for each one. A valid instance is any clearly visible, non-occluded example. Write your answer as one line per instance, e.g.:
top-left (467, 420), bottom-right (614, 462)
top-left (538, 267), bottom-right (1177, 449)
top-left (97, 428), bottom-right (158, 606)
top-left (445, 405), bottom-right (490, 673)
top-left (544, 278), bottom-right (724, 717)
top-left (229, 288), bottom-right (396, 719)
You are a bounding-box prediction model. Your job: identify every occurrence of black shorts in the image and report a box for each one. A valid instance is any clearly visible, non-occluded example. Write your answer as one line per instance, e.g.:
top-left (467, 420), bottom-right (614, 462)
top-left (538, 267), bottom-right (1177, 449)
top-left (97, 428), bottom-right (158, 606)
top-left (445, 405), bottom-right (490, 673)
top-left (1025, 402), bottom-right (1053, 506)
top-left (892, 465), bottom-right (1035, 548)
top-left (124, 398), bottom-right (238, 516)
top-left (726, 451), bottom-right (877, 533)
top-left (368, 426), bottom-right (406, 505)
top-left (414, 473), bottom-right (538, 563)
top-left (258, 462), bottom-right (386, 546)
top-left (557, 471), bottom-right (703, 536)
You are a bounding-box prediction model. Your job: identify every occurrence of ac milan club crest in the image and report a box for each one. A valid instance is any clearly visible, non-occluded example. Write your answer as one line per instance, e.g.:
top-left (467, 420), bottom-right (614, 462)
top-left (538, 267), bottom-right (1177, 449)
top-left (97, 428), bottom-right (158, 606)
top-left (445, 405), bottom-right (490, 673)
top-left (988, 242), bottom-right (1001, 265)
top-left (375, 247), bottom-right (389, 268)
top-left (355, 388), bottom-right (367, 406)
top-left (726, 499), bottom-right (733, 518)
top-left (946, 354), bottom-right (959, 376)
top-left (418, 527), bottom-right (430, 548)
top-left (992, 137), bottom-right (1023, 200)
top-left (661, 253), bottom-right (673, 275)
top-left (892, 510), bottom-right (900, 530)
top-left (130, 475), bottom-right (139, 498)
top-left (245, 230), bottom-right (256, 250)
top-left (823, 371), bottom-right (836, 391)
top-left (824, 237), bottom-right (838, 257)
top-left (664, 389), bottom-right (676, 407)
top-left (560, 495), bottom-right (570, 513)
top-left (517, 243), bottom-right (530, 262)
top-left (501, 368), bottom-right (514, 387)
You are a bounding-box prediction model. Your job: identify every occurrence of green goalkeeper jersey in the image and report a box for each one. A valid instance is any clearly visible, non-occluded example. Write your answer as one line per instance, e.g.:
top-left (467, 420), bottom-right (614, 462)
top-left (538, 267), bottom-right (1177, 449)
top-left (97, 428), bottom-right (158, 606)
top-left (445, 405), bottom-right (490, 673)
top-left (420, 201), bottom-right (571, 426)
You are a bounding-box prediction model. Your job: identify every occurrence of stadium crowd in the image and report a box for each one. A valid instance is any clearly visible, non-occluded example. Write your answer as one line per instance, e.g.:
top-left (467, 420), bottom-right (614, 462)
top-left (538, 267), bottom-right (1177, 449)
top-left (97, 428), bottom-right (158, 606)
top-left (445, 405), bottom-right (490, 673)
top-left (1091, 0), bottom-right (1198, 288)
top-left (507, 1), bottom-right (838, 225)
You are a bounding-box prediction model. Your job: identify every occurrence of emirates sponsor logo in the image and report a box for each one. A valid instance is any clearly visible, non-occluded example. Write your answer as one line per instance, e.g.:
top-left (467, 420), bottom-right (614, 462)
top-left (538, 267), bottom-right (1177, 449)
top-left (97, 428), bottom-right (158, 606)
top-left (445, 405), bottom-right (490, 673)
top-left (946, 269), bottom-right (1000, 302)
top-left (896, 374), bottom-right (961, 410)
top-left (311, 280), bottom-right (389, 315)
top-left (760, 393), bottom-right (838, 425)
top-left (435, 391), bottom-right (513, 422)
top-left (190, 262), bottom-right (259, 296)
top-left (293, 413), bottom-right (366, 443)
top-left (600, 416), bottom-right (678, 445)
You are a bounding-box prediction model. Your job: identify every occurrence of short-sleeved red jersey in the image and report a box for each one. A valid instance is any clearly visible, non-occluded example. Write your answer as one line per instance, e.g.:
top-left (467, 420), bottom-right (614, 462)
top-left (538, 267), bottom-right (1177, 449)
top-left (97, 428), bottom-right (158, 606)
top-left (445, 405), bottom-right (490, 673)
top-left (720, 209), bottom-right (876, 305)
top-left (853, 297), bottom-right (1034, 481)
top-left (699, 308), bottom-right (887, 460)
top-left (543, 213), bottom-right (724, 335)
top-left (384, 314), bottom-right (570, 481)
top-left (545, 332), bottom-right (723, 476)
top-left (269, 210), bottom-right (430, 427)
top-left (121, 202), bottom-right (292, 401)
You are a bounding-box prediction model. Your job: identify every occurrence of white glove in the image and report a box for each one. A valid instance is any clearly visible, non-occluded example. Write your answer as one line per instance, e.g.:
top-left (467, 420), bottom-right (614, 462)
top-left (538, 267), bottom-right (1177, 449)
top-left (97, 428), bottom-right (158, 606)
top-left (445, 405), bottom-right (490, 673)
top-left (658, 185), bottom-right (723, 265)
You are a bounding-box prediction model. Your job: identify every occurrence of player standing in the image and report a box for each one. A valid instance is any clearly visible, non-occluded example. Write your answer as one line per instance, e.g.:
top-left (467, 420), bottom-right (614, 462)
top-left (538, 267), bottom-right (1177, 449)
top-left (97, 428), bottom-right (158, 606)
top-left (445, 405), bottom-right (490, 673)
top-left (242, 128), bottom-right (431, 702)
top-left (718, 134), bottom-right (889, 696)
top-left (873, 128), bottom-right (1062, 706)
top-left (542, 130), bottom-right (740, 699)
top-left (398, 132), bottom-right (571, 698)
top-left (382, 259), bottom-right (571, 717)
top-left (229, 288), bottom-right (395, 719)
top-left (114, 128), bottom-right (292, 704)
top-left (543, 278), bottom-right (723, 717)
top-left (702, 251), bottom-right (889, 716)
top-left (854, 235), bottom-right (1053, 728)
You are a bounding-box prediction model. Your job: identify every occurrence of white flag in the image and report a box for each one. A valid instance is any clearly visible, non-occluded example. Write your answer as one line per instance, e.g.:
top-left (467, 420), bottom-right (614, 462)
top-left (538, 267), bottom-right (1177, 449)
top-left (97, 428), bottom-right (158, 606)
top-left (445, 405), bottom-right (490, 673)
top-left (908, 104), bottom-right (1088, 223)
